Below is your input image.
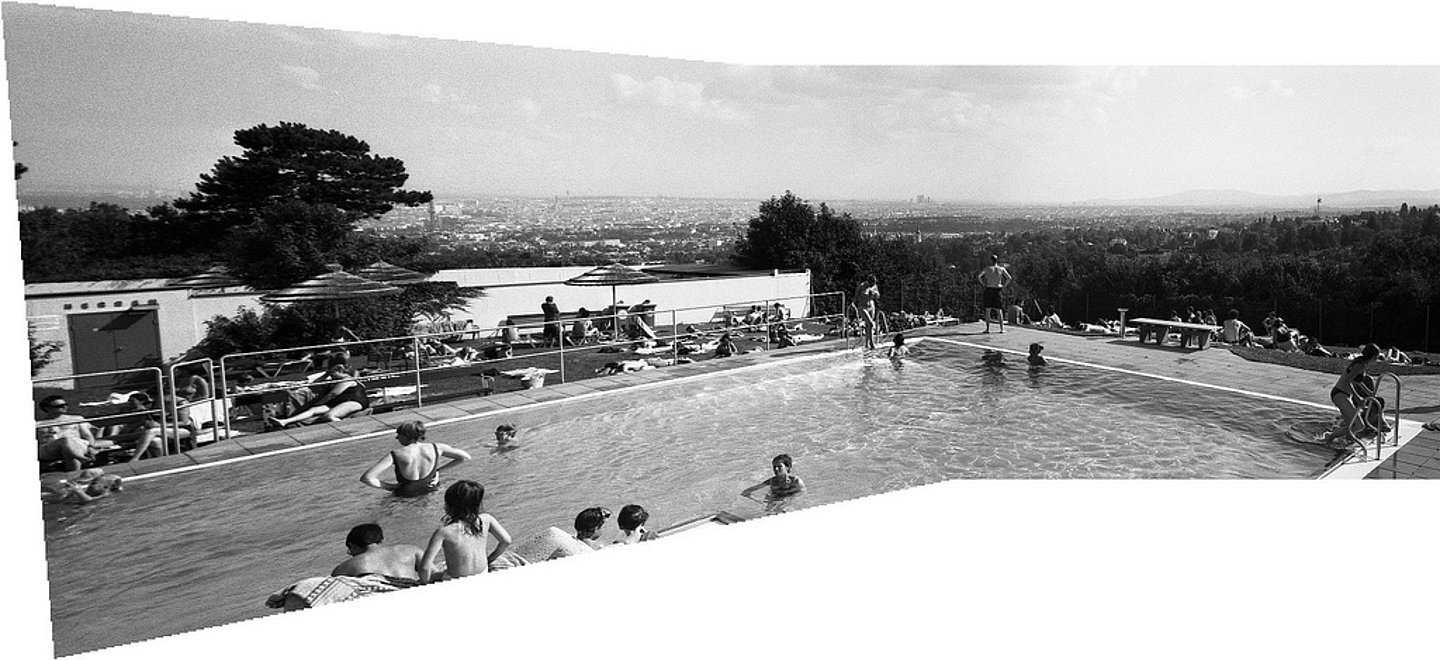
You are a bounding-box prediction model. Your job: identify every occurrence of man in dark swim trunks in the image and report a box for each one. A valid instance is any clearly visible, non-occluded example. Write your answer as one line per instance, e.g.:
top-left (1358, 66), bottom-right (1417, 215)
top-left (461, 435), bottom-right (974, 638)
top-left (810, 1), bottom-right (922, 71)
top-left (360, 421), bottom-right (471, 496)
top-left (977, 254), bottom-right (1013, 334)
top-left (331, 523), bottom-right (424, 583)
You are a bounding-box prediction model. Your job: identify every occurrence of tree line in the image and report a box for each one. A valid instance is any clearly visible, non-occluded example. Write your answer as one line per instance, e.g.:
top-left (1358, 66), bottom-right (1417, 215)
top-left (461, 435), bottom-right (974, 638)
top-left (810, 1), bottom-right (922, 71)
top-left (730, 192), bottom-right (1440, 351)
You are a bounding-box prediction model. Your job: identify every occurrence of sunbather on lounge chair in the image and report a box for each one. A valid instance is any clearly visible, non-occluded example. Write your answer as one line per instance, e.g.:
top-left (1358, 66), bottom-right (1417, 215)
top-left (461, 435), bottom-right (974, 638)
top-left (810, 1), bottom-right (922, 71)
top-left (267, 361), bottom-right (370, 429)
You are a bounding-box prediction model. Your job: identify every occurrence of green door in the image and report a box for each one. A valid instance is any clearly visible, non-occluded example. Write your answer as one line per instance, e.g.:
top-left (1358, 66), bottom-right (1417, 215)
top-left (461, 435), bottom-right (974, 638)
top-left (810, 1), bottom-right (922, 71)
top-left (67, 309), bottom-right (161, 376)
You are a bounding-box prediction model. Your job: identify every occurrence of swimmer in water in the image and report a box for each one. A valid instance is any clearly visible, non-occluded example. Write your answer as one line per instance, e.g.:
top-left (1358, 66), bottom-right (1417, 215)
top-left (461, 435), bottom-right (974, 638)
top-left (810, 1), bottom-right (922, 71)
top-left (360, 421), bottom-right (471, 496)
top-left (741, 453), bottom-right (806, 503)
top-left (887, 333), bottom-right (910, 359)
top-left (1027, 342), bottom-right (1046, 366)
top-left (491, 424), bottom-right (518, 454)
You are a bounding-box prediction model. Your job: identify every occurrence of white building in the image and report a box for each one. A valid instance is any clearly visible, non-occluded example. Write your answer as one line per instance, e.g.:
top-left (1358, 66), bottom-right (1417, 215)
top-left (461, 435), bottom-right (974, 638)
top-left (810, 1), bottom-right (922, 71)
top-left (25, 266), bottom-right (813, 380)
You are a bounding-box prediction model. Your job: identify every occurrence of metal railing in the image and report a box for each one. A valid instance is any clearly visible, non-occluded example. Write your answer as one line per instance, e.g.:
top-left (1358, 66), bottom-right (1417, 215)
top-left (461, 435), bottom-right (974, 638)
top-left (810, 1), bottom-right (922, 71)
top-left (1342, 372), bottom-right (1402, 463)
top-left (32, 366), bottom-right (170, 458)
top-left (37, 292), bottom-right (856, 459)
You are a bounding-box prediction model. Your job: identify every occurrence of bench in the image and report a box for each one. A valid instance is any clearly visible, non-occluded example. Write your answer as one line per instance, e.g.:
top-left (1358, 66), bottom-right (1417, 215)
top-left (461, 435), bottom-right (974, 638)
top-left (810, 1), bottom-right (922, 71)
top-left (1130, 318), bottom-right (1222, 349)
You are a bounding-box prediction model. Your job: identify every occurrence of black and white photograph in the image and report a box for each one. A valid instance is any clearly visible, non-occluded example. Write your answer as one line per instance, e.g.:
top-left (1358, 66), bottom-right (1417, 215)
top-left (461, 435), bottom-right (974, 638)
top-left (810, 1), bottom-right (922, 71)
top-left (5, 2), bottom-right (1438, 659)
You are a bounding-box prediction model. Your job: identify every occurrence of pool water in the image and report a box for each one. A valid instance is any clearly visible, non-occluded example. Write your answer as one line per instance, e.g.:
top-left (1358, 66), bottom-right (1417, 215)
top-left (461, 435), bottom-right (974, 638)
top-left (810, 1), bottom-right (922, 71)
top-left (41, 341), bottom-right (1337, 655)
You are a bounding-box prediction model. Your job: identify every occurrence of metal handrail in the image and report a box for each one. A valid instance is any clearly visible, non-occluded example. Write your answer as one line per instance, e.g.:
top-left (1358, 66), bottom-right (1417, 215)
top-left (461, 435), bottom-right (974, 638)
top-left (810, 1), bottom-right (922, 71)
top-left (32, 366), bottom-right (168, 457)
top-left (167, 357), bottom-right (216, 452)
top-left (1344, 371), bottom-right (1401, 462)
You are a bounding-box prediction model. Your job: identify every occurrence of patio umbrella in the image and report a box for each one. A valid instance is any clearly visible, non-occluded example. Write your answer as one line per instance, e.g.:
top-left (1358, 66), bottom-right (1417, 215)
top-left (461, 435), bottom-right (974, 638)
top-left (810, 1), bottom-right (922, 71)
top-left (564, 262), bottom-right (660, 312)
top-left (355, 260), bottom-right (430, 285)
top-left (260, 264), bottom-right (402, 304)
top-left (169, 266), bottom-right (247, 290)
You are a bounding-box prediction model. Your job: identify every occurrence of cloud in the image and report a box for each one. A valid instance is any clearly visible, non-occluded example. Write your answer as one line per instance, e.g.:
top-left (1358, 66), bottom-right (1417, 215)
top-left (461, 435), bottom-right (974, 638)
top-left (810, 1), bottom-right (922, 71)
top-left (420, 83), bottom-right (480, 115)
top-left (342, 31), bottom-right (405, 50)
top-left (281, 65), bottom-right (323, 91)
top-left (515, 98), bottom-right (541, 121)
top-left (1228, 79), bottom-right (1294, 100)
top-left (611, 74), bottom-right (743, 121)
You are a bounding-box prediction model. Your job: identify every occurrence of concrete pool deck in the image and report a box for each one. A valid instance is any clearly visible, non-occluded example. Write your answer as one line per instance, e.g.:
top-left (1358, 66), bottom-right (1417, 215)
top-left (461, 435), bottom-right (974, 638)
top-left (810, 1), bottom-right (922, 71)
top-left (102, 322), bottom-right (1440, 481)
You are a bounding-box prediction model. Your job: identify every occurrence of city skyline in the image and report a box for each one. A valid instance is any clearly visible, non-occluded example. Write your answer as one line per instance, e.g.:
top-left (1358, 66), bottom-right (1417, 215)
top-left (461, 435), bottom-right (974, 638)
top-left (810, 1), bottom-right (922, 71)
top-left (5, 4), bottom-right (1440, 206)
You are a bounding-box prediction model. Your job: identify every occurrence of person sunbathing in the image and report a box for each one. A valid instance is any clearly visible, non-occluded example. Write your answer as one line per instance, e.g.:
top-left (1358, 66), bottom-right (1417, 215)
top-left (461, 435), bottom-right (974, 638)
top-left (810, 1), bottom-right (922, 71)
top-left (714, 332), bottom-right (738, 358)
top-left (1382, 346), bottom-right (1411, 364)
top-left (331, 523), bottom-right (424, 583)
top-left (41, 468), bottom-right (123, 504)
top-left (596, 360), bottom-right (651, 375)
top-left (266, 360), bottom-right (370, 429)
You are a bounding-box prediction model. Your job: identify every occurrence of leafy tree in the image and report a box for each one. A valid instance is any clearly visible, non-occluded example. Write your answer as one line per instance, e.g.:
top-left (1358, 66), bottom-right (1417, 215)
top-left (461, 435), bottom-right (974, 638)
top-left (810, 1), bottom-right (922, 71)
top-left (174, 122), bottom-right (432, 226)
top-left (225, 200), bottom-right (348, 290)
top-left (732, 191), bottom-right (866, 296)
top-left (29, 327), bottom-right (63, 377)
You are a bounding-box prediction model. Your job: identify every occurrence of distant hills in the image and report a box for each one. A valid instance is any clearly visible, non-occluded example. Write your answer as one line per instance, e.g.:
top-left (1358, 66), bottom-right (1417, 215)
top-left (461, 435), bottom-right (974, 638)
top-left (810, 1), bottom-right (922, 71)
top-left (1079, 188), bottom-right (1440, 209)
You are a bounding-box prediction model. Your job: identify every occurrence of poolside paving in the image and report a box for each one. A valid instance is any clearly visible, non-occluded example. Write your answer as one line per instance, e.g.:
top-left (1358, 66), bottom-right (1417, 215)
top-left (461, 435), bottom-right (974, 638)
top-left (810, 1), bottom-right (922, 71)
top-left (124, 323), bottom-right (1439, 480)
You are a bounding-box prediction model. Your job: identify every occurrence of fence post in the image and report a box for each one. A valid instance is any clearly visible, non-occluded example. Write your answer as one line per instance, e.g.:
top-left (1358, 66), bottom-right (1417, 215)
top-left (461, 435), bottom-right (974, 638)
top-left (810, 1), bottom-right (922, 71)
top-left (412, 335), bottom-right (424, 407)
top-left (558, 326), bottom-right (566, 384)
top-left (671, 309), bottom-right (679, 365)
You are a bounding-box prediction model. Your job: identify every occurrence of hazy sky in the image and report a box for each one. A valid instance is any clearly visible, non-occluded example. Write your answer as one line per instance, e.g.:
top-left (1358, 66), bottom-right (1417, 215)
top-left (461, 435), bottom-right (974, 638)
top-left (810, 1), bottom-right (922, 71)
top-left (4, 3), bottom-right (1439, 203)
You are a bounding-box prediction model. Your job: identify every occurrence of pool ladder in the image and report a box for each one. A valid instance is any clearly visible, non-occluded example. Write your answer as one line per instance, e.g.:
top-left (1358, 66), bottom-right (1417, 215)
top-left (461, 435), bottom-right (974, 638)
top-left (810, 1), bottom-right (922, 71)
top-left (1340, 372), bottom-right (1402, 462)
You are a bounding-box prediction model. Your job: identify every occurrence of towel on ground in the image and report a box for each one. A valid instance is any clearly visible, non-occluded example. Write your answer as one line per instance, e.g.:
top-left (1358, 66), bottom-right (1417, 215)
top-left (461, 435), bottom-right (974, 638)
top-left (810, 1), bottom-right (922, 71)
top-left (489, 526), bottom-right (594, 571)
top-left (265, 574), bottom-right (421, 610)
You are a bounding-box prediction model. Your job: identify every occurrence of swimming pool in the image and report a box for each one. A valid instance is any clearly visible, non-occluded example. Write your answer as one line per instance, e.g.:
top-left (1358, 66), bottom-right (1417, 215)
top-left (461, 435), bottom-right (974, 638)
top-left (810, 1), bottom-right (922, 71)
top-left (41, 339), bottom-right (1344, 655)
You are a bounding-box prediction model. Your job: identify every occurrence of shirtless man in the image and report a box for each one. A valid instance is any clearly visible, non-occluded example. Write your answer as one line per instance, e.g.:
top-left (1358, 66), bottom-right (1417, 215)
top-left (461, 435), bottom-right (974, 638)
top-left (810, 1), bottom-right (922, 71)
top-left (977, 255), bottom-right (1013, 333)
top-left (331, 523), bottom-right (424, 582)
top-left (360, 421), bottom-right (471, 496)
top-left (36, 395), bottom-right (98, 473)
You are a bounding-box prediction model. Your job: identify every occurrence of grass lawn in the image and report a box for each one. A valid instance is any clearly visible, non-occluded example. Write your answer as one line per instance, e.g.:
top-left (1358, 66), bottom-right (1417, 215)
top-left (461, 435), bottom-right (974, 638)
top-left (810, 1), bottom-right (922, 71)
top-left (1227, 345), bottom-right (1440, 376)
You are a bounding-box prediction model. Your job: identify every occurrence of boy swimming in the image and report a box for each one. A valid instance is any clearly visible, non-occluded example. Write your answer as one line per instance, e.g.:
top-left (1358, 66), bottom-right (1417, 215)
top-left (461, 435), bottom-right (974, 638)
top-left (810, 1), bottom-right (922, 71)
top-left (740, 454), bottom-right (806, 502)
top-left (1027, 342), bottom-right (1046, 366)
top-left (887, 333), bottom-right (910, 359)
top-left (491, 424), bottom-right (519, 453)
top-left (418, 480), bottom-right (512, 582)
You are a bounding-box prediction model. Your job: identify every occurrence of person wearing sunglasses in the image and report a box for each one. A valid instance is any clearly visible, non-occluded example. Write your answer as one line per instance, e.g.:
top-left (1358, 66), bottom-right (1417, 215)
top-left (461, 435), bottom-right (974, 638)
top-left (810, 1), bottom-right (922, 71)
top-left (36, 395), bottom-right (97, 474)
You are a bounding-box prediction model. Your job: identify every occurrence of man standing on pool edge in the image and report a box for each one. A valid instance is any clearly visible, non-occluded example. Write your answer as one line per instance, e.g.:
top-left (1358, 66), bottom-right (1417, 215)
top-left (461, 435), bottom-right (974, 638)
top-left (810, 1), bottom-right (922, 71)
top-left (978, 254), bottom-right (1013, 334)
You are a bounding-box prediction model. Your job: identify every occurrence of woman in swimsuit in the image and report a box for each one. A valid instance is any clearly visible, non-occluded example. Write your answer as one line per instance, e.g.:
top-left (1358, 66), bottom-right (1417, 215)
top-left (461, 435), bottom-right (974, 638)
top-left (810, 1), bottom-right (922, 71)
top-left (854, 274), bottom-right (880, 350)
top-left (267, 360), bottom-right (371, 429)
top-left (361, 421), bottom-right (472, 496)
top-left (1325, 343), bottom-right (1385, 445)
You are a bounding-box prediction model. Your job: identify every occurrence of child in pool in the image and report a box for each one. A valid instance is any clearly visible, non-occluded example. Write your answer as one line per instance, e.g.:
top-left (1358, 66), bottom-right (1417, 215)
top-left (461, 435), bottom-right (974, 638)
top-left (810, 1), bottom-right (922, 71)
top-left (887, 333), bottom-right (910, 359)
top-left (741, 453), bottom-right (806, 502)
top-left (491, 424), bottom-right (519, 453)
top-left (1027, 342), bottom-right (1046, 366)
top-left (418, 480), bottom-right (512, 582)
